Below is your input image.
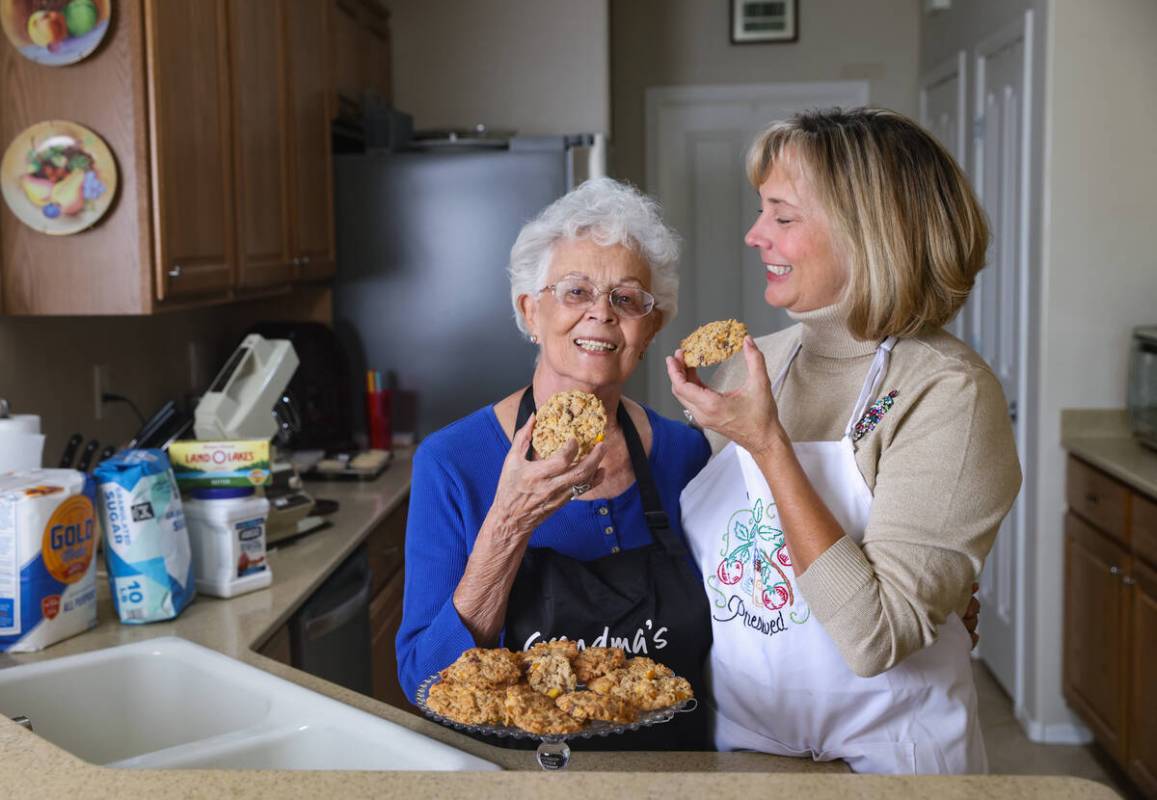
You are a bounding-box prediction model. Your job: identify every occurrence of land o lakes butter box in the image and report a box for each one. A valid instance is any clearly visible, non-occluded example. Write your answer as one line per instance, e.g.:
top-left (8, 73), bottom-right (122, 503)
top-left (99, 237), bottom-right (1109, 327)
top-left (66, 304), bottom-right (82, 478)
top-left (168, 440), bottom-right (271, 490)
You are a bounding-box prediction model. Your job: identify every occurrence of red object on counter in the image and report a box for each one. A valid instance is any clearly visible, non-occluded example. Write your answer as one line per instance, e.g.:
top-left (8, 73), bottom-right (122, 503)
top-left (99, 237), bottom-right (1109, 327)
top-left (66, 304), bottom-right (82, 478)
top-left (365, 388), bottom-right (392, 450)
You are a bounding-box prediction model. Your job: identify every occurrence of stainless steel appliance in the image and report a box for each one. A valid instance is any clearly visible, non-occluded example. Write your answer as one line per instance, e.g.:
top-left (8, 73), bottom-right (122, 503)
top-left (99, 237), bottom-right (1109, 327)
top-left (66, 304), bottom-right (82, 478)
top-left (290, 545), bottom-right (373, 695)
top-left (1128, 326), bottom-right (1157, 451)
top-left (333, 134), bottom-right (602, 439)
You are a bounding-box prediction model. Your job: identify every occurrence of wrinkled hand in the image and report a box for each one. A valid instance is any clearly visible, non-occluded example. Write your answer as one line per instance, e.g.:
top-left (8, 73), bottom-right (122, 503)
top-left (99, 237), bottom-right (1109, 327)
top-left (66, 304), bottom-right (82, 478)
top-left (666, 336), bottom-right (784, 455)
top-left (963, 582), bottom-right (981, 649)
top-left (489, 413), bottom-right (607, 540)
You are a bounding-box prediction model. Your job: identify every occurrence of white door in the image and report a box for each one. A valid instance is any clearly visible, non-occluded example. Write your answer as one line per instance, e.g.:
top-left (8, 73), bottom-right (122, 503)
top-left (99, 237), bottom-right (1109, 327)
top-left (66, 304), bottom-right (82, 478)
top-left (970, 13), bottom-right (1034, 702)
top-left (920, 52), bottom-right (969, 342)
top-left (644, 81), bottom-right (869, 419)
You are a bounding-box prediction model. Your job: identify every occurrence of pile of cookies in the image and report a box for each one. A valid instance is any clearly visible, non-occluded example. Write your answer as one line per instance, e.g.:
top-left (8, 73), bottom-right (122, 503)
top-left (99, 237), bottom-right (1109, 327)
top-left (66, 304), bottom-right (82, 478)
top-left (425, 642), bottom-right (694, 736)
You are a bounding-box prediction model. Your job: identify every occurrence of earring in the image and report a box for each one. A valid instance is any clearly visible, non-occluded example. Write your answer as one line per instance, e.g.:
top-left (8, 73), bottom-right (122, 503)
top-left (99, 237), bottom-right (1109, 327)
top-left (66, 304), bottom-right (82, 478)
top-left (530, 335), bottom-right (539, 344)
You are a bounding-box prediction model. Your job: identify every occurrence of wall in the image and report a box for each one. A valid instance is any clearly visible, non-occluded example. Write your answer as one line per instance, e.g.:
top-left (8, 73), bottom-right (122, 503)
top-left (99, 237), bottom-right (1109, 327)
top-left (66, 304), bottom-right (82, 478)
top-left (1034, 0), bottom-right (1157, 737)
top-left (923, 0), bottom-right (1157, 742)
top-left (386, 0), bottom-right (609, 136)
top-left (610, 0), bottom-right (921, 188)
top-left (0, 290), bottom-right (329, 470)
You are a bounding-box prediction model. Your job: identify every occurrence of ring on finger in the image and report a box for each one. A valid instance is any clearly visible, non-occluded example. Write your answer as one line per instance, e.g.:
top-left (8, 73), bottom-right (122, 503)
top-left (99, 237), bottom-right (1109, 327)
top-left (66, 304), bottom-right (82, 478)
top-left (682, 408), bottom-right (695, 424)
top-left (570, 482), bottom-right (592, 499)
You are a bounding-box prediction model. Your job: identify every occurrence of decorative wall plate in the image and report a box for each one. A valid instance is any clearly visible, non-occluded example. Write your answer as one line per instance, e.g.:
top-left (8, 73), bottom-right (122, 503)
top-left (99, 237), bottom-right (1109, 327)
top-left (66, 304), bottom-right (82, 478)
top-left (1, 0), bottom-right (111, 66)
top-left (1, 120), bottom-right (117, 235)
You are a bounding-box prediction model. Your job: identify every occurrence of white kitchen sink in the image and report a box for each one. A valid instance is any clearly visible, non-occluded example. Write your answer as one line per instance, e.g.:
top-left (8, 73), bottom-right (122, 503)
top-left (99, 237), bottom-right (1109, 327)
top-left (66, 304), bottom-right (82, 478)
top-left (0, 637), bottom-right (499, 772)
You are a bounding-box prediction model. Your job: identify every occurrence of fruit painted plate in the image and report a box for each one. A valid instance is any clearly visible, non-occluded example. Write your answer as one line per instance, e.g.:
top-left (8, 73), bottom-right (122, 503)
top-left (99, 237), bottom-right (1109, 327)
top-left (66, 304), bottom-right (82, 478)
top-left (1, 120), bottom-right (117, 235)
top-left (1, 0), bottom-right (110, 66)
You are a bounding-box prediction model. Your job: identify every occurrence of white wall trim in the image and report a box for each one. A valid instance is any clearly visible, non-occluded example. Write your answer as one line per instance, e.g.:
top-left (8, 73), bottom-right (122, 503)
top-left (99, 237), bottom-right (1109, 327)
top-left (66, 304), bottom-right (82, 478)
top-left (1017, 706), bottom-right (1093, 745)
top-left (971, 7), bottom-right (1036, 723)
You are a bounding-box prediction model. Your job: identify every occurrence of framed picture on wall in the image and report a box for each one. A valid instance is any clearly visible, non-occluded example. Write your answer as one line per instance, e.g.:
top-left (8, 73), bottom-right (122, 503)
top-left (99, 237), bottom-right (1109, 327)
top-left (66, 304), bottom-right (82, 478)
top-left (730, 0), bottom-right (798, 44)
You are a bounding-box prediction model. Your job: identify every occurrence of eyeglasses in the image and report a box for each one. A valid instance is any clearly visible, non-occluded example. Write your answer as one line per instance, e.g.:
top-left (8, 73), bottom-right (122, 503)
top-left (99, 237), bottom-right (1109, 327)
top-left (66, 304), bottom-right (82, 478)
top-left (539, 278), bottom-right (656, 319)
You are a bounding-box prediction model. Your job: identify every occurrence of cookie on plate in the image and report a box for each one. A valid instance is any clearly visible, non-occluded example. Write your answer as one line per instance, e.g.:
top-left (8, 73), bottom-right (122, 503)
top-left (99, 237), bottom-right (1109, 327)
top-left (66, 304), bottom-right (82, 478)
top-left (572, 646), bottom-right (626, 684)
top-left (439, 647), bottom-right (523, 689)
top-left (426, 680), bottom-right (508, 726)
top-left (520, 640), bottom-right (580, 665)
top-left (504, 685), bottom-right (583, 735)
top-left (532, 390), bottom-right (607, 460)
top-left (525, 652), bottom-right (578, 699)
top-left (556, 690), bottom-right (639, 725)
top-left (680, 319), bottom-right (748, 367)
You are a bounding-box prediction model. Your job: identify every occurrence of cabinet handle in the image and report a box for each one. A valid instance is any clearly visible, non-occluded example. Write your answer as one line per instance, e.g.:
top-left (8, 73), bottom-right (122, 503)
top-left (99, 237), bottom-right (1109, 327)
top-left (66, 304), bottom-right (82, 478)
top-left (1122, 575), bottom-right (1136, 586)
top-left (302, 256), bottom-right (311, 266)
top-left (168, 264), bottom-right (182, 278)
top-left (1109, 565), bottom-right (1123, 577)
top-left (1085, 492), bottom-right (1099, 505)
top-left (291, 257), bottom-right (302, 267)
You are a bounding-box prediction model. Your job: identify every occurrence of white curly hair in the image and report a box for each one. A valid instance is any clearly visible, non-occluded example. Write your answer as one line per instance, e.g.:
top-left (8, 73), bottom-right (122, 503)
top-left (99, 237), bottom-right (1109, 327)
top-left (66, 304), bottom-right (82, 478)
top-left (508, 177), bottom-right (680, 338)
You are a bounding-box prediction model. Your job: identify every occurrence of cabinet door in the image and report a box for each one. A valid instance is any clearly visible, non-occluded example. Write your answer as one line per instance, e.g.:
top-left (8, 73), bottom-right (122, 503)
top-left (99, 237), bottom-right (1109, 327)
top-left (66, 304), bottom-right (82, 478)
top-left (362, 1), bottom-right (391, 102)
top-left (331, 0), bottom-right (364, 104)
top-left (1130, 560), bottom-right (1157, 796)
top-left (145, 0), bottom-right (235, 299)
top-left (229, 0), bottom-right (292, 288)
top-left (370, 569), bottom-right (410, 710)
top-left (287, 0), bottom-right (337, 279)
top-left (1064, 512), bottom-right (1131, 762)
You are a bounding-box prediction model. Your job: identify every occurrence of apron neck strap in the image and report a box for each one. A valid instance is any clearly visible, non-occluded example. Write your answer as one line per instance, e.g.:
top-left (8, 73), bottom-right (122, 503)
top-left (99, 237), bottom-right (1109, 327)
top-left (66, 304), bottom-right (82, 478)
top-left (772, 336), bottom-right (899, 440)
top-left (514, 387), bottom-right (680, 545)
top-left (842, 336), bottom-right (897, 438)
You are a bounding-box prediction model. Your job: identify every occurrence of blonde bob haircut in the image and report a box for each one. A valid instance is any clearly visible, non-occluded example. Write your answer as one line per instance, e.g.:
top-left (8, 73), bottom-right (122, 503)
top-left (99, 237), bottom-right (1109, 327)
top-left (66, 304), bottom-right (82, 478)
top-left (746, 107), bottom-right (989, 341)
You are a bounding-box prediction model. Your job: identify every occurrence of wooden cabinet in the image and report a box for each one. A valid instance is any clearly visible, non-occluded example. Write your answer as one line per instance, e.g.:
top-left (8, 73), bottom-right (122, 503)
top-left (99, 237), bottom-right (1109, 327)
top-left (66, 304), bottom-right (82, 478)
top-left (287, 0), bottom-right (337, 280)
top-left (366, 499), bottom-right (410, 709)
top-left (1063, 455), bottom-right (1157, 797)
top-left (0, 0), bottom-right (388, 314)
top-left (1064, 512), bottom-right (1131, 762)
top-left (1131, 560), bottom-right (1157, 796)
top-left (145, 0), bottom-right (236, 300)
top-left (228, 0), bottom-right (292, 289)
top-left (330, 0), bottom-right (391, 107)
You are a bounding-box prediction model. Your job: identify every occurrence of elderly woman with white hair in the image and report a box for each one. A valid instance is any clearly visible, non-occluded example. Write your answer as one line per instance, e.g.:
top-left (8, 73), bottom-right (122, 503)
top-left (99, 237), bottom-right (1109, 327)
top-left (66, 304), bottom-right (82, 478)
top-left (395, 177), bottom-right (712, 749)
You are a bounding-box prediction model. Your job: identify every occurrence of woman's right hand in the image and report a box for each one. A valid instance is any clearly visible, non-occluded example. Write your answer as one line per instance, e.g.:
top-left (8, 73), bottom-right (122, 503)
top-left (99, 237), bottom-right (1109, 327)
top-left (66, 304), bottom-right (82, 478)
top-left (487, 413), bottom-right (607, 541)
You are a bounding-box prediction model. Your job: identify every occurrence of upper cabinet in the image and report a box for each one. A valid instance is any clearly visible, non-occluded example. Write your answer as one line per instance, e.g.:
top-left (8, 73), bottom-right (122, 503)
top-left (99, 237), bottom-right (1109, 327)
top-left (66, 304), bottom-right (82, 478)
top-left (0, 0), bottom-right (390, 314)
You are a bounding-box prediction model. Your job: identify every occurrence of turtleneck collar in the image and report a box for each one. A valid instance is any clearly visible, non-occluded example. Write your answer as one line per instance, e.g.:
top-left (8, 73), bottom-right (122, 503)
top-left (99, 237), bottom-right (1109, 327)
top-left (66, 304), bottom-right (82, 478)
top-left (787, 298), bottom-right (878, 359)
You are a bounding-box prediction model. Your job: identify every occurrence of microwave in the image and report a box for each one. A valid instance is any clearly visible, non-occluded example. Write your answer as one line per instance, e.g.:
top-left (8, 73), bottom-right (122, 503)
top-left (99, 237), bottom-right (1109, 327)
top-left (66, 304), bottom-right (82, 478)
top-left (1128, 326), bottom-right (1157, 451)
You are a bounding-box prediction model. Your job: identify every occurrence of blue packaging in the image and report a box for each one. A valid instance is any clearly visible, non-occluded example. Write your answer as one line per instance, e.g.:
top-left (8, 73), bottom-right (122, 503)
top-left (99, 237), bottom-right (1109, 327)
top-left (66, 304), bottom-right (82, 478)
top-left (94, 450), bottom-right (195, 623)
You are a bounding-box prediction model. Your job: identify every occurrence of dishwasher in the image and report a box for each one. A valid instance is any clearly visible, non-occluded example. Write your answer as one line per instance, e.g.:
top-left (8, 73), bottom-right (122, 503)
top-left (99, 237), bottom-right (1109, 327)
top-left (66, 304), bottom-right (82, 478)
top-left (290, 544), bottom-right (373, 696)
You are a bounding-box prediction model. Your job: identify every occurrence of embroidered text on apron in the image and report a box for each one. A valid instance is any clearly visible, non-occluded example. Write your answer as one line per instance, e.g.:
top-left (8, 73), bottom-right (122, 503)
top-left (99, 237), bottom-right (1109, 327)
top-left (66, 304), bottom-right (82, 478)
top-left (502, 387), bottom-right (713, 750)
top-left (680, 338), bottom-right (986, 773)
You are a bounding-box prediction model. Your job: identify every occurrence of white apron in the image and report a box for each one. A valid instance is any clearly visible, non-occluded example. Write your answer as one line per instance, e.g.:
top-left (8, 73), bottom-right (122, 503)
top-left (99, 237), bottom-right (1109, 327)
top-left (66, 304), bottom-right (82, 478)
top-left (681, 337), bottom-right (986, 774)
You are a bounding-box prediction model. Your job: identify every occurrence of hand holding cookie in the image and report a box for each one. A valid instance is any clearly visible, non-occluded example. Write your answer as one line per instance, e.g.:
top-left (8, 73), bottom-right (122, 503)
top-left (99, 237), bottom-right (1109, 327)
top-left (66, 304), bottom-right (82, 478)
top-left (488, 401), bottom-right (607, 537)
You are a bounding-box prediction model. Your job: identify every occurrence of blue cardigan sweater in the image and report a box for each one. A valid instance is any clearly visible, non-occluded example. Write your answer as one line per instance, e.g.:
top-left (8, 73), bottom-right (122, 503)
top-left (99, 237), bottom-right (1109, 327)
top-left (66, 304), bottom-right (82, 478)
top-left (395, 403), bottom-right (710, 702)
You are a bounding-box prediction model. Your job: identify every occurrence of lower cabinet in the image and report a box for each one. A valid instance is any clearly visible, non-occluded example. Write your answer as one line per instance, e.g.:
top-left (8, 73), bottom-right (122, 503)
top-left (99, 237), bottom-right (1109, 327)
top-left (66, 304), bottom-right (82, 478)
top-left (367, 499), bottom-right (410, 709)
top-left (1063, 455), bottom-right (1157, 799)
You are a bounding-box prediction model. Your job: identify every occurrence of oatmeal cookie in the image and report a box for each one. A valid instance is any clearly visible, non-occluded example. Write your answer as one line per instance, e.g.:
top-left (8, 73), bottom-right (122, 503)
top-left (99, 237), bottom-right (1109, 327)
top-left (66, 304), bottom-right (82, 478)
top-left (680, 319), bottom-right (748, 367)
top-left (556, 690), bottom-right (639, 725)
top-left (439, 647), bottom-right (522, 689)
top-left (520, 640), bottom-right (580, 664)
top-left (531, 390), bottom-right (607, 460)
top-left (615, 675), bottom-right (694, 711)
top-left (572, 646), bottom-right (626, 684)
top-left (525, 652), bottom-right (578, 698)
top-left (504, 685), bottom-right (583, 735)
top-left (426, 680), bottom-right (508, 726)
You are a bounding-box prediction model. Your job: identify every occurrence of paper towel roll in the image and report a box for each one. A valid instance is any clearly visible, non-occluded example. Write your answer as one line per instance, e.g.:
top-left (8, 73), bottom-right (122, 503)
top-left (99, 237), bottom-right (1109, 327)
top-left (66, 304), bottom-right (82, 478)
top-left (0, 431), bottom-right (45, 473)
top-left (0, 415), bottom-right (40, 434)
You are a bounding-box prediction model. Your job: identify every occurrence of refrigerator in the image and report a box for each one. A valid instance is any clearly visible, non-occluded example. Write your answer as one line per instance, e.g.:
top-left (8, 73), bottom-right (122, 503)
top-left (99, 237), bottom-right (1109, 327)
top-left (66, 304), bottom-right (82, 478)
top-left (333, 135), bottom-right (602, 440)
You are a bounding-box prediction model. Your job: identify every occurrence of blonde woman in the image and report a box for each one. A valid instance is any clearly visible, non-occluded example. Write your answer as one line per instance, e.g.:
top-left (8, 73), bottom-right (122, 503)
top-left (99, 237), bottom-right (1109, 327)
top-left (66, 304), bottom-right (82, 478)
top-left (668, 108), bottom-right (1021, 773)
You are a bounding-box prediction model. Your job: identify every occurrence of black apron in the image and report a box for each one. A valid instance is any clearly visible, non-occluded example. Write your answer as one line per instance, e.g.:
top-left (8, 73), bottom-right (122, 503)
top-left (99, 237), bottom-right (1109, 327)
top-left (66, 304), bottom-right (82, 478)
top-left (500, 387), bottom-right (712, 750)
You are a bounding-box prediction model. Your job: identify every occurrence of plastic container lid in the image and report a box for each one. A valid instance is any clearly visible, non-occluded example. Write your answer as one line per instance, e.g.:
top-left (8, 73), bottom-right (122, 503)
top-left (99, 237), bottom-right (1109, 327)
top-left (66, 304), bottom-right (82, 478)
top-left (190, 487), bottom-right (256, 500)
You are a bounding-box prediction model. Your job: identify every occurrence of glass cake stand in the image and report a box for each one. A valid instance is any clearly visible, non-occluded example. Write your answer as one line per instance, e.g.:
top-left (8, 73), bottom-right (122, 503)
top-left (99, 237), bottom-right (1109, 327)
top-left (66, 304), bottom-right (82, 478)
top-left (415, 674), bottom-right (697, 770)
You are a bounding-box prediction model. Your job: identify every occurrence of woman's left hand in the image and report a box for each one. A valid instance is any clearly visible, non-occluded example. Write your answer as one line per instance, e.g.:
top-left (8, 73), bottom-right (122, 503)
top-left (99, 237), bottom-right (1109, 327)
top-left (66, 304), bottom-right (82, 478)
top-left (666, 336), bottom-right (785, 456)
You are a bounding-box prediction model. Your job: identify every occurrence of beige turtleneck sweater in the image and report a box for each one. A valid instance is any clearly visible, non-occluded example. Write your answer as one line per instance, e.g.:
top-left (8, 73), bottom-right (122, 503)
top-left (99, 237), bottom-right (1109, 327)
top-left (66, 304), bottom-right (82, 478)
top-left (705, 304), bottom-right (1021, 677)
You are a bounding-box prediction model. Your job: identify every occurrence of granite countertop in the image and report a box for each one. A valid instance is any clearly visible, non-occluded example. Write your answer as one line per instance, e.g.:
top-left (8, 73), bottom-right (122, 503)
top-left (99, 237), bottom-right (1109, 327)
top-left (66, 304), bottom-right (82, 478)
top-left (0, 451), bottom-right (1116, 798)
top-left (1061, 409), bottom-right (1157, 499)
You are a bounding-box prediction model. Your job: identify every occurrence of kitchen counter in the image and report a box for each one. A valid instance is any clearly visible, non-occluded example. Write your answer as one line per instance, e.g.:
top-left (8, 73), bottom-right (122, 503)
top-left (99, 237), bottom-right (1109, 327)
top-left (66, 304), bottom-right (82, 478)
top-left (0, 451), bottom-right (1115, 798)
top-left (1062, 409), bottom-right (1157, 499)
